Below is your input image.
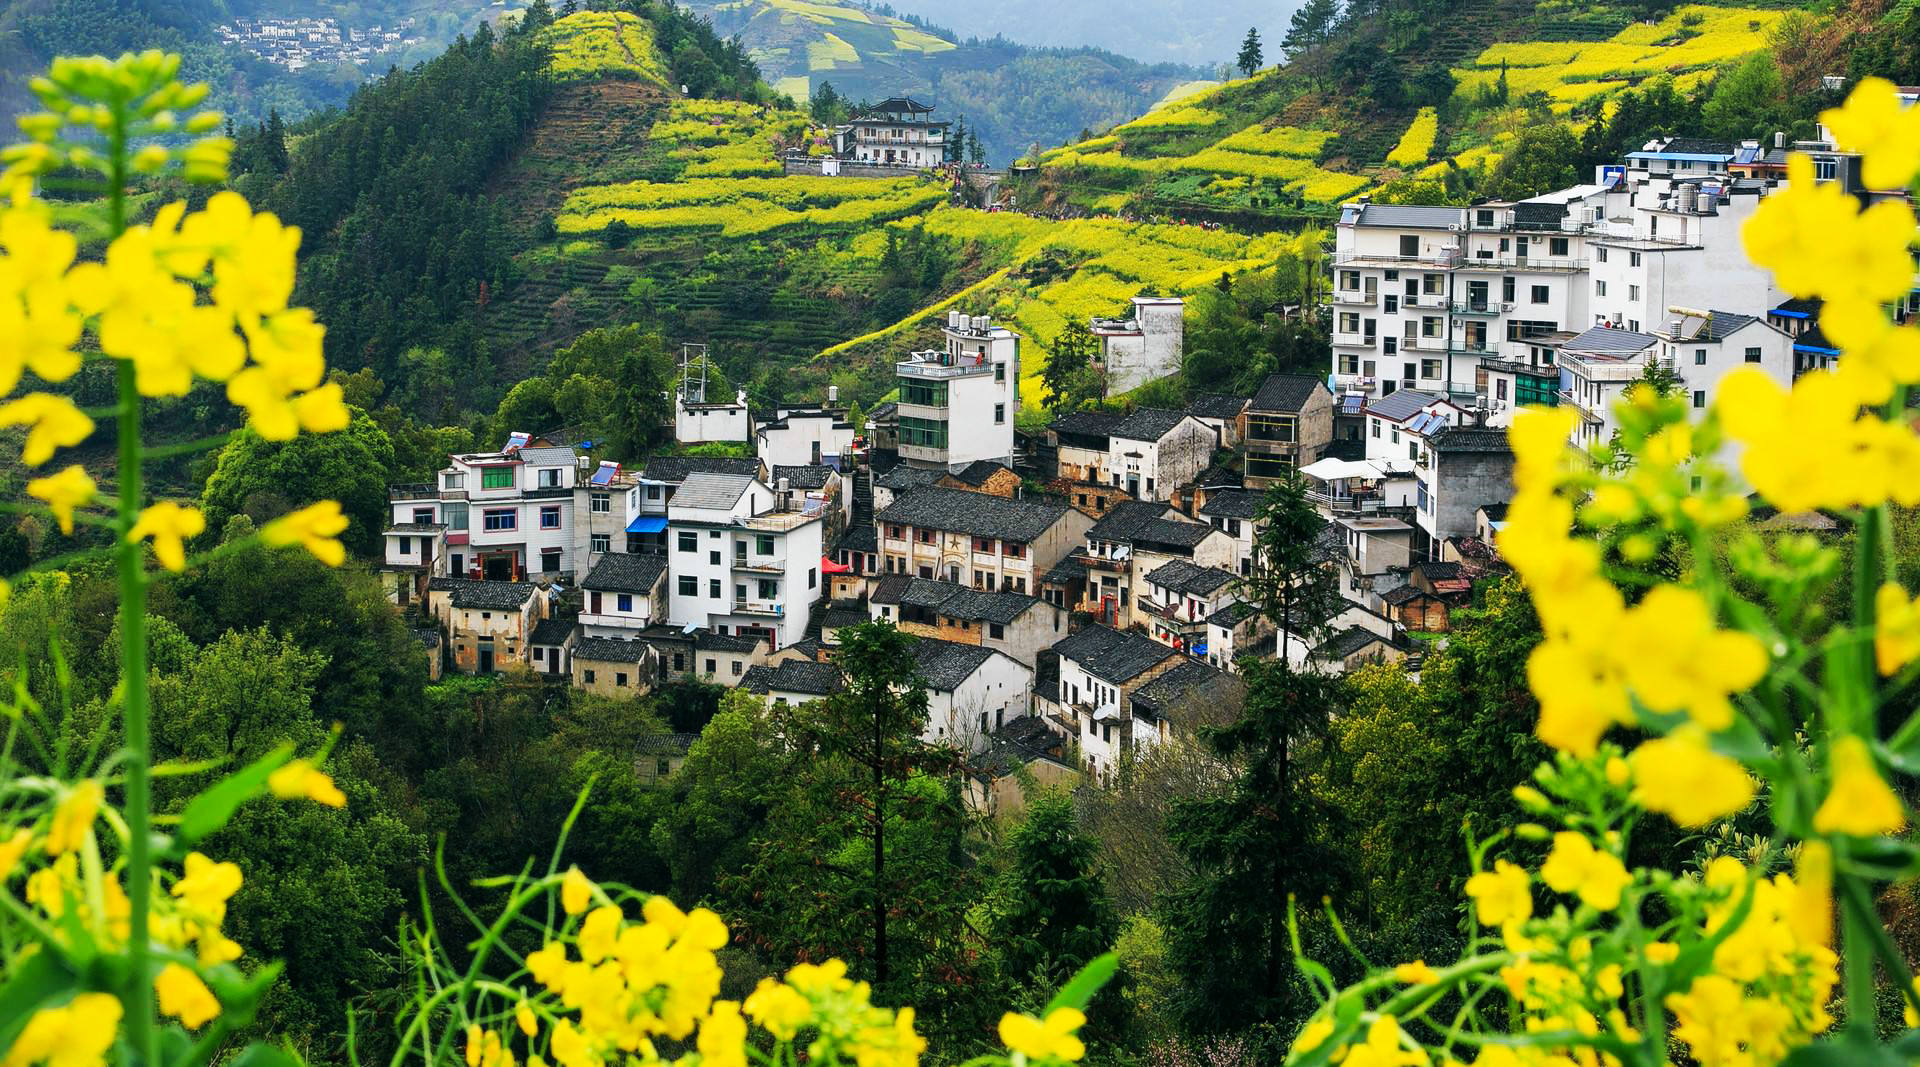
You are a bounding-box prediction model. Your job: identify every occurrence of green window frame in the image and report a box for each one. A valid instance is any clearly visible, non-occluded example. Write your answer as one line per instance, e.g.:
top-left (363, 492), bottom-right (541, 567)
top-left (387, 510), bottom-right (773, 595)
top-left (481, 467), bottom-right (514, 489)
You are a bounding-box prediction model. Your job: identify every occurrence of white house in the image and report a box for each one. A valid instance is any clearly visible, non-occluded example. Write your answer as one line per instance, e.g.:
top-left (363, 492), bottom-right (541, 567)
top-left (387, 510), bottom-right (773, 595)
top-left (578, 553), bottom-right (668, 638)
top-left (1104, 409), bottom-right (1217, 503)
top-left (388, 438), bottom-right (581, 581)
top-left (665, 472), bottom-right (826, 649)
top-left (910, 638), bottom-right (1033, 753)
top-left (1652, 310), bottom-right (1795, 419)
top-left (1049, 623), bottom-right (1183, 782)
top-left (1360, 389), bottom-right (1465, 465)
top-left (756, 400), bottom-right (855, 471)
top-left (676, 390), bottom-right (752, 445)
top-left (895, 311), bottom-right (1020, 469)
top-left (834, 96), bottom-right (947, 168)
top-left (1553, 326), bottom-right (1662, 447)
top-left (1090, 296), bottom-right (1185, 396)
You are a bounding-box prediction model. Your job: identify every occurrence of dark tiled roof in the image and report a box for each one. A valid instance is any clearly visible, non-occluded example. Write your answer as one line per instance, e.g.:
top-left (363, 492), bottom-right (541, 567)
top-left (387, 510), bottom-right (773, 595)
top-left (822, 603), bottom-right (869, 630)
top-left (1206, 601), bottom-right (1261, 627)
top-left (945, 460), bottom-right (1013, 486)
top-left (1200, 488), bottom-right (1259, 520)
top-left (1381, 584), bottom-right (1427, 605)
top-left (1052, 623), bottom-right (1177, 685)
top-left (1364, 388), bottom-right (1447, 423)
top-left (876, 465), bottom-right (943, 491)
top-left (642, 455), bottom-right (761, 483)
top-left (910, 638), bottom-right (1000, 690)
top-left (1428, 426), bottom-right (1512, 454)
top-left (583, 553), bottom-right (666, 593)
top-left (516, 445), bottom-right (578, 467)
top-left (529, 617), bottom-right (576, 646)
top-left (773, 464), bottom-right (836, 489)
top-left (872, 576), bottom-right (1042, 625)
top-left (1050, 410), bottom-right (1124, 438)
top-left (1562, 326), bottom-right (1657, 357)
top-left (973, 715), bottom-right (1063, 778)
top-left (835, 525), bottom-right (878, 554)
top-left (635, 733), bottom-right (697, 755)
top-left (1133, 518), bottom-right (1216, 551)
top-left (695, 630), bottom-right (765, 653)
top-left (1416, 561), bottom-right (1464, 580)
top-left (1318, 626), bottom-right (1392, 659)
top-left (438, 579), bottom-right (541, 610)
top-left (1130, 660), bottom-right (1238, 718)
top-left (744, 659), bottom-right (841, 696)
top-left (1145, 559), bottom-right (1237, 597)
top-left (574, 636), bottom-right (651, 664)
top-left (1187, 393), bottom-right (1249, 419)
top-left (1044, 553), bottom-right (1091, 584)
top-left (1087, 500), bottom-right (1176, 543)
top-left (875, 487), bottom-right (1072, 543)
top-left (783, 637), bottom-right (828, 660)
top-left (1478, 502), bottom-right (1508, 521)
top-left (1111, 408), bottom-right (1191, 442)
top-left (1353, 204), bottom-right (1464, 228)
top-left (1251, 374), bottom-right (1327, 413)
top-left (1652, 137), bottom-right (1734, 156)
top-left (1689, 312), bottom-right (1759, 342)
top-left (1772, 297), bottom-right (1820, 318)
top-left (672, 472), bottom-right (757, 510)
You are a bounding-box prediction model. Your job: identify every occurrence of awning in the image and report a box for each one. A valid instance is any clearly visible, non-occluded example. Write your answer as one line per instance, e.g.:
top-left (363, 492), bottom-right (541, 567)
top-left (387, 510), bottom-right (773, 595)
top-left (821, 555), bottom-right (851, 575)
top-left (625, 515), bottom-right (668, 534)
top-left (1299, 457), bottom-right (1383, 481)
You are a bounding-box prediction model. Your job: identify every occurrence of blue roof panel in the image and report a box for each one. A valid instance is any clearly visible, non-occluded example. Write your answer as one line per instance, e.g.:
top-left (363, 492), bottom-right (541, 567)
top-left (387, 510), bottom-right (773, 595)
top-left (626, 515), bottom-right (668, 533)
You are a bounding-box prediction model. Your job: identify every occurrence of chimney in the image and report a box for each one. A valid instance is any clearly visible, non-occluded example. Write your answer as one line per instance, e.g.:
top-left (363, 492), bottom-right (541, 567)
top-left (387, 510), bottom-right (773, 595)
top-left (828, 384), bottom-right (839, 403)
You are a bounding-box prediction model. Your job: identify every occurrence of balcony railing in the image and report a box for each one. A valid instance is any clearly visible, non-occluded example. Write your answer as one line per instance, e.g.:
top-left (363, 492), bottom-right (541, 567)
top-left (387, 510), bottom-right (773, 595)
top-left (1454, 256), bottom-right (1588, 272)
top-left (1332, 250), bottom-right (1462, 269)
top-left (1335, 334), bottom-right (1378, 349)
top-left (731, 599), bottom-right (785, 617)
top-left (1405, 293), bottom-right (1449, 309)
top-left (897, 354), bottom-right (992, 379)
top-left (1335, 374), bottom-right (1377, 391)
top-left (1448, 342), bottom-right (1496, 357)
top-left (1403, 334), bottom-right (1447, 352)
top-left (390, 482), bottom-right (435, 500)
top-left (731, 555), bottom-right (784, 574)
top-left (1450, 301), bottom-right (1513, 316)
top-left (1334, 290), bottom-right (1378, 306)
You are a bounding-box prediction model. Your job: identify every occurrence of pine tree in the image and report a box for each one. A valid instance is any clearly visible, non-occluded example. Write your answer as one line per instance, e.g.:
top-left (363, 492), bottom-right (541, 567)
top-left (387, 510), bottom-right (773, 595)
top-left (1236, 27), bottom-right (1264, 77)
top-left (967, 128), bottom-right (985, 165)
top-left (992, 791), bottom-right (1118, 991)
top-left (1283, 0), bottom-right (1338, 56)
top-left (263, 108), bottom-right (290, 175)
top-left (948, 117), bottom-right (966, 163)
top-left (1243, 472), bottom-right (1342, 663)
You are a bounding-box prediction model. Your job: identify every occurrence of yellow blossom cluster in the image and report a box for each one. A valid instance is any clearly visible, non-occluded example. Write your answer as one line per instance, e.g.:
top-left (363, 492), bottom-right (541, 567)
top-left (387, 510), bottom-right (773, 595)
top-left (501, 871), bottom-right (928, 1067)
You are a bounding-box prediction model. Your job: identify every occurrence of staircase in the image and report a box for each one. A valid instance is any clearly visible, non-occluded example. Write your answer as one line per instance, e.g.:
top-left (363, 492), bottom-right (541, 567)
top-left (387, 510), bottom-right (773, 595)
top-left (851, 466), bottom-right (876, 527)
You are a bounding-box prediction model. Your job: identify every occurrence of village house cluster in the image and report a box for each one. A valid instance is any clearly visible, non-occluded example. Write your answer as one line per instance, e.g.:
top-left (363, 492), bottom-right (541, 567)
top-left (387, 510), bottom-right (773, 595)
top-left (217, 16), bottom-right (423, 72)
top-left (381, 105), bottom-right (1919, 803)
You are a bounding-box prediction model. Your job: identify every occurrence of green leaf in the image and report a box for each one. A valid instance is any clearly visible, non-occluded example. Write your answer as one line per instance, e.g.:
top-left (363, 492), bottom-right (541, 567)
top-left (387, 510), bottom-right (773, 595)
top-left (0, 950), bottom-right (76, 1049)
top-left (1781, 1027), bottom-right (1906, 1067)
top-left (1043, 952), bottom-right (1117, 1016)
top-left (227, 1041), bottom-right (306, 1067)
top-left (172, 743), bottom-right (294, 853)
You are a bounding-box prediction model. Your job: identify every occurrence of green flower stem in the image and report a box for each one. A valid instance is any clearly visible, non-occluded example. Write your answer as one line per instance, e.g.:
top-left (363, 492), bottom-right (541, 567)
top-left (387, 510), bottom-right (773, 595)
top-left (140, 431), bottom-right (235, 460)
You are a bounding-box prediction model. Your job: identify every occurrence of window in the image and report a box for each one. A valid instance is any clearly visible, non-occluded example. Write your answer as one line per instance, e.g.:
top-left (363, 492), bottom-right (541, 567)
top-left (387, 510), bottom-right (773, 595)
top-left (591, 534), bottom-right (610, 553)
top-left (989, 623), bottom-right (1005, 639)
top-left (1695, 348), bottom-right (1708, 365)
top-left (1502, 277), bottom-right (1516, 302)
top-left (646, 485), bottom-right (661, 500)
top-left (615, 672), bottom-right (628, 688)
top-left (541, 548), bottom-right (562, 572)
top-left (540, 505), bottom-right (561, 529)
top-left (994, 403), bottom-right (1005, 424)
top-left (1744, 346), bottom-right (1763, 363)
top-left (973, 536), bottom-right (995, 553)
top-left (731, 660), bottom-right (742, 676)
top-left (1692, 389), bottom-right (1706, 409)
top-left (413, 507), bottom-right (435, 525)
top-left (443, 473), bottom-right (465, 490)
top-left (1420, 358), bottom-right (1442, 379)
top-left (1549, 237), bottom-right (1569, 256)
top-left (678, 532), bottom-right (697, 551)
top-left (539, 468), bottom-right (563, 488)
top-left (1596, 247), bottom-right (1608, 263)
top-left (710, 551), bottom-right (720, 566)
top-left (705, 659), bottom-right (717, 674)
top-left (673, 653), bottom-right (685, 671)
top-left (1814, 158), bottom-right (1838, 181)
top-left (1594, 280), bottom-right (1607, 297)
top-left (1338, 354), bottom-right (1359, 374)
top-left (481, 467), bottom-right (514, 490)
top-left (1339, 312), bottom-right (1359, 333)
top-left (1629, 251), bottom-right (1642, 267)
top-left (1398, 235), bottom-right (1419, 257)
top-left (590, 492), bottom-right (610, 513)
top-left (887, 524), bottom-right (903, 540)
top-left (1496, 379), bottom-right (1508, 401)
top-left (584, 669), bottom-right (595, 684)
top-left (808, 567), bottom-right (817, 589)
top-left (1628, 319), bottom-right (1640, 332)
top-left (709, 579), bottom-right (721, 598)
top-left (1628, 284), bottom-right (1641, 302)
top-left (397, 536), bottom-right (412, 556)
top-left (482, 509), bottom-right (516, 531)
top-left (444, 501), bottom-right (468, 532)
top-left (617, 593), bottom-right (633, 613)
top-left (1531, 285), bottom-right (1549, 304)
top-left (1339, 269), bottom-right (1360, 290)
top-left (1003, 542), bottom-right (1025, 559)
top-left (994, 363), bottom-right (1005, 382)
top-left (1371, 419), bottom-right (1381, 438)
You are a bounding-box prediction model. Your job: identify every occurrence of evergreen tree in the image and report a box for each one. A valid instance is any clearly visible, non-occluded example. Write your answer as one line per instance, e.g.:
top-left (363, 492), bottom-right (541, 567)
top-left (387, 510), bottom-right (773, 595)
top-left (1283, 0), bottom-right (1338, 56)
top-left (810, 79), bottom-right (845, 124)
top-left (992, 790), bottom-right (1119, 993)
top-left (967, 128), bottom-right (985, 165)
top-left (1041, 320), bottom-right (1103, 413)
top-left (948, 117), bottom-right (966, 163)
top-left (1242, 473), bottom-right (1342, 663)
top-left (1236, 27), bottom-right (1264, 77)
top-left (262, 108), bottom-right (289, 174)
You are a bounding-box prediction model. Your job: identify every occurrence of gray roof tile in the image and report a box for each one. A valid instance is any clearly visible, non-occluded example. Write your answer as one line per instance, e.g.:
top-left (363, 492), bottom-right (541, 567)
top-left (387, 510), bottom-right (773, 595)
top-left (1562, 326), bottom-right (1657, 357)
top-left (1251, 373), bottom-right (1327, 413)
top-left (1129, 659), bottom-right (1238, 717)
top-left (871, 576), bottom-right (1042, 625)
top-left (642, 456), bottom-right (761, 483)
top-left (910, 638), bottom-right (1001, 691)
top-left (583, 553), bottom-right (666, 593)
top-left (1052, 624), bottom-right (1177, 685)
top-left (1087, 500), bottom-right (1177, 543)
top-left (772, 464), bottom-right (836, 489)
top-left (1111, 408), bottom-right (1192, 442)
top-left (574, 636), bottom-right (652, 664)
top-left (1199, 488), bottom-right (1259, 520)
top-left (435, 579), bottom-right (541, 610)
top-left (875, 487), bottom-right (1072, 543)
top-left (1187, 393), bottom-right (1249, 419)
top-left (1363, 388), bottom-right (1447, 423)
top-left (671, 472), bottom-right (758, 511)
top-left (1354, 204), bottom-right (1465, 228)
top-left (1145, 559), bottom-right (1237, 597)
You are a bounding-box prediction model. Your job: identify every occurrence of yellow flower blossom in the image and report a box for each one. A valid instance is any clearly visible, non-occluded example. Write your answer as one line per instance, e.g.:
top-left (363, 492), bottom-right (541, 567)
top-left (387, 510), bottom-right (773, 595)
top-left (698, 1001), bottom-right (748, 1067)
top-left (1613, 585), bottom-right (1768, 731)
top-left (1743, 155), bottom-right (1918, 306)
top-left (45, 779), bottom-right (102, 855)
top-left (260, 500), bottom-right (350, 566)
top-left (72, 230), bottom-right (246, 396)
top-left (128, 500), bottom-right (205, 571)
top-left (1465, 859), bottom-right (1532, 926)
top-left (1393, 960), bottom-right (1441, 985)
top-left (1629, 728), bottom-right (1754, 827)
top-left (0, 206), bottom-right (85, 395)
top-left (999, 1006), bottom-right (1086, 1062)
top-left (1293, 1017), bottom-right (1335, 1055)
top-left (1813, 736), bottom-right (1905, 836)
top-left (562, 865), bottom-right (595, 915)
top-left (1715, 368), bottom-right (1920, 513)
top-left (268, 759), bottom-right (348, 807)
top-left (1788, 841), bottom-right (1833, 951)
top-left (1874, 582), bottom-right (1920, 676)
top-left (0, 828), bottom-right (31, 880)
top-left (1538, 832), bottom-right (1633, 911)
top-left (1341, 1015), bottom-right (1429, 1067)
top-left (190, 192), bottom-right (301, 321)
top-left (743, 977), bottom-right (812, 1039)
top-left (526, 941), bottom-right (570, 993)
top-left (1822, 297), bottom-right (1920, 405)
top-left (516, 997), bottom-right (538, 1037)
top-left (26, 465), bottom-right (96, 535)
top-left (1820, 77), bottom-right (1920, 192)
top-left (1646, 942), bottom-right (1680, 964)
top-left (1, 992), bottom-right (121, 1067)
top-left (155, 962), bottom-right (221, 1028)
top-left (228, 310), bottom-right (337, 440)
top-left (0, 393), bottom-right (92, 465)
top-left (578, 904), bottom-right (623, 964)
top-left (172, 850), bottom-right (243, 924)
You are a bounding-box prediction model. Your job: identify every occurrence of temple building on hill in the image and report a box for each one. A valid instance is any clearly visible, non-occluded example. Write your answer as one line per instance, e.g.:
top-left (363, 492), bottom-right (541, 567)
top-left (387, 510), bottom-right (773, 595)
top-left (833, 96), bottom-right (948, 168)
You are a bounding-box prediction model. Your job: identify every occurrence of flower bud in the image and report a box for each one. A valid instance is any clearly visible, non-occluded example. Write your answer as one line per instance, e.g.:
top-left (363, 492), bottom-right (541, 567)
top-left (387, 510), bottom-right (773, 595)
top-left (1513, 785), bottom-right (1552, 813)
top-left (1514, 822), bottom-right (1550, 840)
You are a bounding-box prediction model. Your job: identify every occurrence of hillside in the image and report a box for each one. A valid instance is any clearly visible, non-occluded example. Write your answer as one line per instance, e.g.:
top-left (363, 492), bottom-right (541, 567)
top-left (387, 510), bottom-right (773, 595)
top-left (686, 0), bottom-right (1205, 161)
top-left (1017, 0), bottom-right (1825, 224)
top-left (881, 0), bottom-right (1293, 68)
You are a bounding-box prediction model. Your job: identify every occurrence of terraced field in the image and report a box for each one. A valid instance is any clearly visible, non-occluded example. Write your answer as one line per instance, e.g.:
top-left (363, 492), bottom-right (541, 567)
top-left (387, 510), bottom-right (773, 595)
top-left (537, 10), bottom-right (671, 87)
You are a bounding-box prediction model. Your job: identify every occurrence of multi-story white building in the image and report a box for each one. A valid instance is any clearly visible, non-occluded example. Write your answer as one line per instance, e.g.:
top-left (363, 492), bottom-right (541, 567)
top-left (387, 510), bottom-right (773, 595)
top-left (675, 390), bottom-right (752, 445)
top-left (756, 395), bottom-right (855, 471)
top-left (388, 439), bottom-right (581, 582)
top-left (1090, 296), bottom-right (1185, 396)
top-left (833, 96), bottom-right (948, 168)
top-left (665, 472), bottom-right (826, 650)
top-left (895, 311), bottom-right (1020, 469)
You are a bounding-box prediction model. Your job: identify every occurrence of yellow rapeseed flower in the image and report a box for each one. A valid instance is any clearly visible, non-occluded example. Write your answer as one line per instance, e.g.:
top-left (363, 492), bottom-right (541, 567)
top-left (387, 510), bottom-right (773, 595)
top-left (172, 850), bottom-right (243, 922)
top-left (1743, 155), bottom-right (1918, 306)
top-left (191, 191), bottom-right (301, 321)
top-left (1613, 585), bottom-right (1768, 731)
top-left (1820, 77), bottom-right (1920, 192)
top-left (1813, 736), bottom-right (1905, 837)
top-left (260, 500), bottom-right (350, 566)
top-left (698, 1001), bottom-right (748, 1067)
top-left (1393, 960), bottom-right (1441, 985)
top-left (0, 393), bottom-right (92, 465)
top-left (1645, 942), bottom-right (1680, 964)
top-left (743, 977), bottom-right (813, 1039)
top-left (516, 997), bottom-right (537, 1037)
top-left (1464, 859), bottom-right (1531, 926)
top-left (1293, 1017), bottom-right (1335, 1055)
top-left (26, 465), bottom-right (96, 535)
top-left (562, 865), bottom-right (595, 915)
top-left (0, 206), bottom-right (85, 396)
top-left (1538, 831), bottom-right (1633, 911)
top-left (1874, 582), bottom-right (1920, 675)
top-left (526, 941), bottom-right (570, 993)
top-left (1821, 297), bottom-right (1920, 405)
top-left (1629, 728), bottom-right (1754, 827)
top-left (128, 500), bottom-right (205, 571)
top-left (578, 904), bottom-right (623, 964)
top-left (999, 1006), bottom-right (1086, 1062)
top-left (156, 962), bottom-right (221, 1028)
top-left (267, 759), bottom-right (348, 807)
top-left (45, 779), bottom-right (102, 855)
top-left (0, 828), bottom-right (31, 880)
top-left (1340, 1015), bottom-right (1429, 1067)
top-left (1, 992), bottom-right (121, 1067)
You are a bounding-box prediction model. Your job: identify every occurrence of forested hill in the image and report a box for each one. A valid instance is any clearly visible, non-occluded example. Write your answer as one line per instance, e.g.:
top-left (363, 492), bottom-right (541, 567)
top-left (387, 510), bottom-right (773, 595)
top-left (1016, 0), bottom-right (1920, 226)
top-left (684, 0), bottom-right (1206, 161)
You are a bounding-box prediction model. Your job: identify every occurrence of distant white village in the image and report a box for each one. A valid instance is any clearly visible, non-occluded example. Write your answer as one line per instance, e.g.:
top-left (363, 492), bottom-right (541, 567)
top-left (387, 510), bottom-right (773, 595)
top-left (217, 17), bottom-right (425, 72)
top-left (380, 92), bottom-right (1920, 809)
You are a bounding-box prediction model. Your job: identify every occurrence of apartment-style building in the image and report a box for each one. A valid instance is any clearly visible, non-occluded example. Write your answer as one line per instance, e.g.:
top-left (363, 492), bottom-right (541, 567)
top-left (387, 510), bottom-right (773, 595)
top-left (1244, 374), bottom-right (1335, 487)
top-left (665, 472), bottom-right (826, 649)
top-left (875, 487), bottom-right (1091, 594)
top-left (895, 311), bottom-right (1021, 469)
top-left (388, 437), bottom-right (581, 582)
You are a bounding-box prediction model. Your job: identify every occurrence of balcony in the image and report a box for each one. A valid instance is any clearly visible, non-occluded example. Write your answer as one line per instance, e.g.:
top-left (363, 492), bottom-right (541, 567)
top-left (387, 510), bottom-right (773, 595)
top-left (897, 351), bottom-right (993, 379)
top-left (1480, 357), bottom-right (1559, 379)
top-left (390, 482), bottom-right (435, 500)
top-left (1334, 290), bottom-right (1378, 306)
top-left (1403, 334), bottom-right (1447, 352)
top-left (731, 599), bottom-right (786, 618)
top-left (731, 554), bottom-right (785, 574)
top-left (1450, 301), bottom-right (1513, 316)
top-left (1404, 293), bottom-right (1449, 310)
top-left (1333, 250), bottom-right (1461, 269)
top-left (1454, 256), bottom-right (1588, 273)
top-left (1335, 374), bottom-right (1377, 392)
top-left (1335, 334), bottom-right (1378, 349)
top-left (1448, 341), bottom-right (1496, 357)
